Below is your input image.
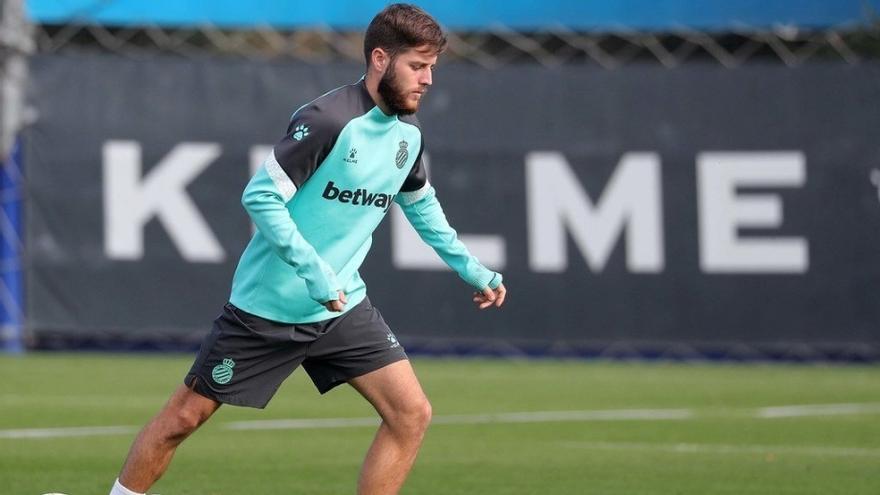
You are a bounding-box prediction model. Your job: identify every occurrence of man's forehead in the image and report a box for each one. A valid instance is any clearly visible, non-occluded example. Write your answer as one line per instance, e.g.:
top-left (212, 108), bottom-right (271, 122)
top-left (397, 45), bottom-right (439, 63)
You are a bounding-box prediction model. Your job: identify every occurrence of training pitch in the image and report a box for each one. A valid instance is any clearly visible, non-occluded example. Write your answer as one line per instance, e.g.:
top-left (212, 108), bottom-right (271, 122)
top-left (1, 354), bottom-right (879, 494)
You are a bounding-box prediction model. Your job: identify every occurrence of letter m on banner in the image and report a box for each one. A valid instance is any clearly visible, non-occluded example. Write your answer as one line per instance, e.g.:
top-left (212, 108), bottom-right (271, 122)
top-left (526, 151), bottom-right (664, 273)
top-left (103, 141), bottom-right (225, 262)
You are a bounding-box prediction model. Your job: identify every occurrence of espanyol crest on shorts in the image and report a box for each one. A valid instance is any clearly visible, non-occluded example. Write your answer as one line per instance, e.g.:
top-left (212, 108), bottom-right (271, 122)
top-left (212, 357), bottom-right (236, 384)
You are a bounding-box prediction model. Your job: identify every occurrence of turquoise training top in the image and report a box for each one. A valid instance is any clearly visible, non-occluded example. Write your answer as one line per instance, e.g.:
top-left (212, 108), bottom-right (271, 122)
top-left (230, 78), bottom-right (502, 324)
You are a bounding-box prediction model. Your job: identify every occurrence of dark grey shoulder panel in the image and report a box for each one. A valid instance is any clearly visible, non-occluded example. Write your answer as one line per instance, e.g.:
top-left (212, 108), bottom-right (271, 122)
top-left (311, 79), bottom-right (375, 127)
top-left (273, 80), bottom-right (375, 188)
top-left (398, 113), bottom-right (421, 129)
top-left (399, 114), bottom-right (427, 193)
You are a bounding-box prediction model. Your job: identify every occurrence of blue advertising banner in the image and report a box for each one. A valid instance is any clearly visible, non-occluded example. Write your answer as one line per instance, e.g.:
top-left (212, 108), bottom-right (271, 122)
top-left (25, 0), bottom-right (880, 31)
top-left (0, 138), bottom-right (24, 353)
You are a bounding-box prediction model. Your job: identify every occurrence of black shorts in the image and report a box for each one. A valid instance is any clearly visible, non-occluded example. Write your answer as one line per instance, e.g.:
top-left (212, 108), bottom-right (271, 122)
top-left (184, 297), bottom-right (407, 408)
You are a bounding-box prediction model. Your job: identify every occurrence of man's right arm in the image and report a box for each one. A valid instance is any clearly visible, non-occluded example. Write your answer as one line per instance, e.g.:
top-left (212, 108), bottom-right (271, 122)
top-left (241, 156), bottom-right (339, 304)
top-left (242, 104), bottom-right (343, 306)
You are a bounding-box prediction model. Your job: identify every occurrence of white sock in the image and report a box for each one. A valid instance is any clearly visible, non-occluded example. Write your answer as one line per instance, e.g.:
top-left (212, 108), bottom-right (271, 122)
top-left (110, 478), bottom-right (144, 495)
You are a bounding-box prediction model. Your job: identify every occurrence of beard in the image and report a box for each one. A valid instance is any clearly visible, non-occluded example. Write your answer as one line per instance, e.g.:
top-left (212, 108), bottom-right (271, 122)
top-left (378, 63), bottom-right (420, 115)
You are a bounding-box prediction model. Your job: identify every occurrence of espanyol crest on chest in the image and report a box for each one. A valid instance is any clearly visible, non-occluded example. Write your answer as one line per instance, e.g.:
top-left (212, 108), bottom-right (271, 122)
top-left (395, 140), bottom-right (409, 169)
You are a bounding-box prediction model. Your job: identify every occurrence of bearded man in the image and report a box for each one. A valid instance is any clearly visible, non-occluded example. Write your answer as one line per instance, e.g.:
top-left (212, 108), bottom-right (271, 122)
top-left (108, 4), bottom-right (506, 495)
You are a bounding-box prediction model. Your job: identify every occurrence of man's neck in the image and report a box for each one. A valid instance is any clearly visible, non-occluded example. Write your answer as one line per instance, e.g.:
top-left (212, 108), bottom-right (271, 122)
top-left (364, 72), bottom-right (393, 116)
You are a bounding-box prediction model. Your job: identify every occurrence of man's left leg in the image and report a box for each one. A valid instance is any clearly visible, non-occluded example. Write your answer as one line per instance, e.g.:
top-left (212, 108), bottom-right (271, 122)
top-left (349, 359), bottom-right (432, 495)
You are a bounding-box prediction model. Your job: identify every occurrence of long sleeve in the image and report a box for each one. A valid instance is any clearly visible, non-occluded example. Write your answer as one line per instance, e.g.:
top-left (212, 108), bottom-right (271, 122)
top-left (396, 182), bottom-right (502, 290)
top-left (242, 155), bottom-right (340, 303)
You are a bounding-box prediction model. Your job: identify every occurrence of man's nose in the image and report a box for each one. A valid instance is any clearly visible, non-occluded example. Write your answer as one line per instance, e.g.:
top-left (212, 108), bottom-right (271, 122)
top-left (420, 70), bottom-right (432, 86)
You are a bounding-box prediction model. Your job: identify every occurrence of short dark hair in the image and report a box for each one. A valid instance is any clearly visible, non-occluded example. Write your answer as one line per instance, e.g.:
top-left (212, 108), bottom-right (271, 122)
top-left (363, 4), bottom-right (447, 65)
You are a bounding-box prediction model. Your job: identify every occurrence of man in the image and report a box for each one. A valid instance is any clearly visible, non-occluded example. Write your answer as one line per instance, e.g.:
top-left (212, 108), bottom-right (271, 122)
top-left (109, 4), bottom-right (506, 495)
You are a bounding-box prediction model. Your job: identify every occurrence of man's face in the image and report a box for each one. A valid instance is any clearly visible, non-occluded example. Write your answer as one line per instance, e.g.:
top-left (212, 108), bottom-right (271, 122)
top-left (377, 46), bottom-right (437, 115)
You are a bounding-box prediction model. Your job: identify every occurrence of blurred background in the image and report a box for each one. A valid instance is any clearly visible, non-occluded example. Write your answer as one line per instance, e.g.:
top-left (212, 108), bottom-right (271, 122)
top-left (1, 0), bottom-right (879, 360)
top-left (2, 2), bottom-right (880, 494)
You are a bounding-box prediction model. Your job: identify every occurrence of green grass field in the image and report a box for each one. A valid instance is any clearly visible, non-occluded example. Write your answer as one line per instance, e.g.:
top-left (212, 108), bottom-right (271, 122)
top-left (2, 354), bottom-right (879, 494)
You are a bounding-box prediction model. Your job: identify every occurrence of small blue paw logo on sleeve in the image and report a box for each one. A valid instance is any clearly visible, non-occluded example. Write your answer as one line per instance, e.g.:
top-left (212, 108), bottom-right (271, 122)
top-left (291, 124), bottom-right (310, 141)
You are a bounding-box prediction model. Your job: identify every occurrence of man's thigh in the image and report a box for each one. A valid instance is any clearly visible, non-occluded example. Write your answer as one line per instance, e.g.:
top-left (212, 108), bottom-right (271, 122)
top-left (347, 360), bottom-right (429, 420)
top-left (302, 297), bottom-right (408, 394)
top-left (185, 303), bottom-right (308, 409)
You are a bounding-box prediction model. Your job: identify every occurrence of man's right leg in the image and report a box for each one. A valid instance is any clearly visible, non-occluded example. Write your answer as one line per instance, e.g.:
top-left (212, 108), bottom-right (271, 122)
top-left (114, 383), bottom-right (221, 493)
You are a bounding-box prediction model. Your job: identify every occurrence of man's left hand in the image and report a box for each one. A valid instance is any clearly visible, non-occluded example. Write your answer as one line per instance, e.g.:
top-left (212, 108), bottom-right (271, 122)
top-left (472, 283), bottom-right (506, 310)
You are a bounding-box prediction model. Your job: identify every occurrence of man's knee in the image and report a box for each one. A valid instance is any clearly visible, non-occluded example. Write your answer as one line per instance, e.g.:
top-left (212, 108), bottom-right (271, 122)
top-left (414, 397), bottom-right (432, 428)
top-left (168, 407), bottom-right (208, 436)
top-left (389, 395), bottom-right (432, 435)
top-left (157, 388), bottom-right (217, 441)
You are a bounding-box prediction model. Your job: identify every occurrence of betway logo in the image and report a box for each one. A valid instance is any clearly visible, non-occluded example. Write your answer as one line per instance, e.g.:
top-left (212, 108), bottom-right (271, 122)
top-left (322, 181), bottom-right (396, 212)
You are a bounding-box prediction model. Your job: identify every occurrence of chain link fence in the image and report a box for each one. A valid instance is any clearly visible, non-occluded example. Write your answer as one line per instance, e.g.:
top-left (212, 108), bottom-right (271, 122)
top-left (32, 22), bottom-right (880, 68)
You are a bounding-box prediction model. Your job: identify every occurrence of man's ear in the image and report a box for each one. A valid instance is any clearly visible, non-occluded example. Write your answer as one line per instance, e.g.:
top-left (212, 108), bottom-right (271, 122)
top-left (371, 48), bottom-right (389, 73)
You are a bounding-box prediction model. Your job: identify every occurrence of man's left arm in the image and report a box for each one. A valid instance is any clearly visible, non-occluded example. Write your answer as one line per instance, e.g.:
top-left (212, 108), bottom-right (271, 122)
top-left (396, 181), bottom-right (506, 309)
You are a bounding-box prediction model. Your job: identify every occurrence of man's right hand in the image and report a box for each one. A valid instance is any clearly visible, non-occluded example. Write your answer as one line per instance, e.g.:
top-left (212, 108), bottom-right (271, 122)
top-left (323, 291), bottom-right (347, 312)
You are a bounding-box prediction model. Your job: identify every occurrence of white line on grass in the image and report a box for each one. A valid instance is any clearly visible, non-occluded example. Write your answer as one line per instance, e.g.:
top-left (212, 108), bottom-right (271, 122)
top-left (756, 402), bottom-right (880, 418)
top-left (0, 394), bottom-right (172, 407)
top-left (225, 408), bottom-right (694, 431)
top-left (0, 425), bottom-right (138, 439)
top-left (4, 402), bottom-right (880, 440)
top-left (425, 409), bottom-right (694, 424)
top-left (0, 408), bottom-right (694, 439)
top-left (226, 417), bottom-right (381, 431)
top-left (559, 441), bottom-right (880, 458)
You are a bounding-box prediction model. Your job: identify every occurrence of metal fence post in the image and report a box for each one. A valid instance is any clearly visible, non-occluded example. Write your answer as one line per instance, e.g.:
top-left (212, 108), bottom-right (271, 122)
top-left (1, 0), bottom-right (31, 352)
